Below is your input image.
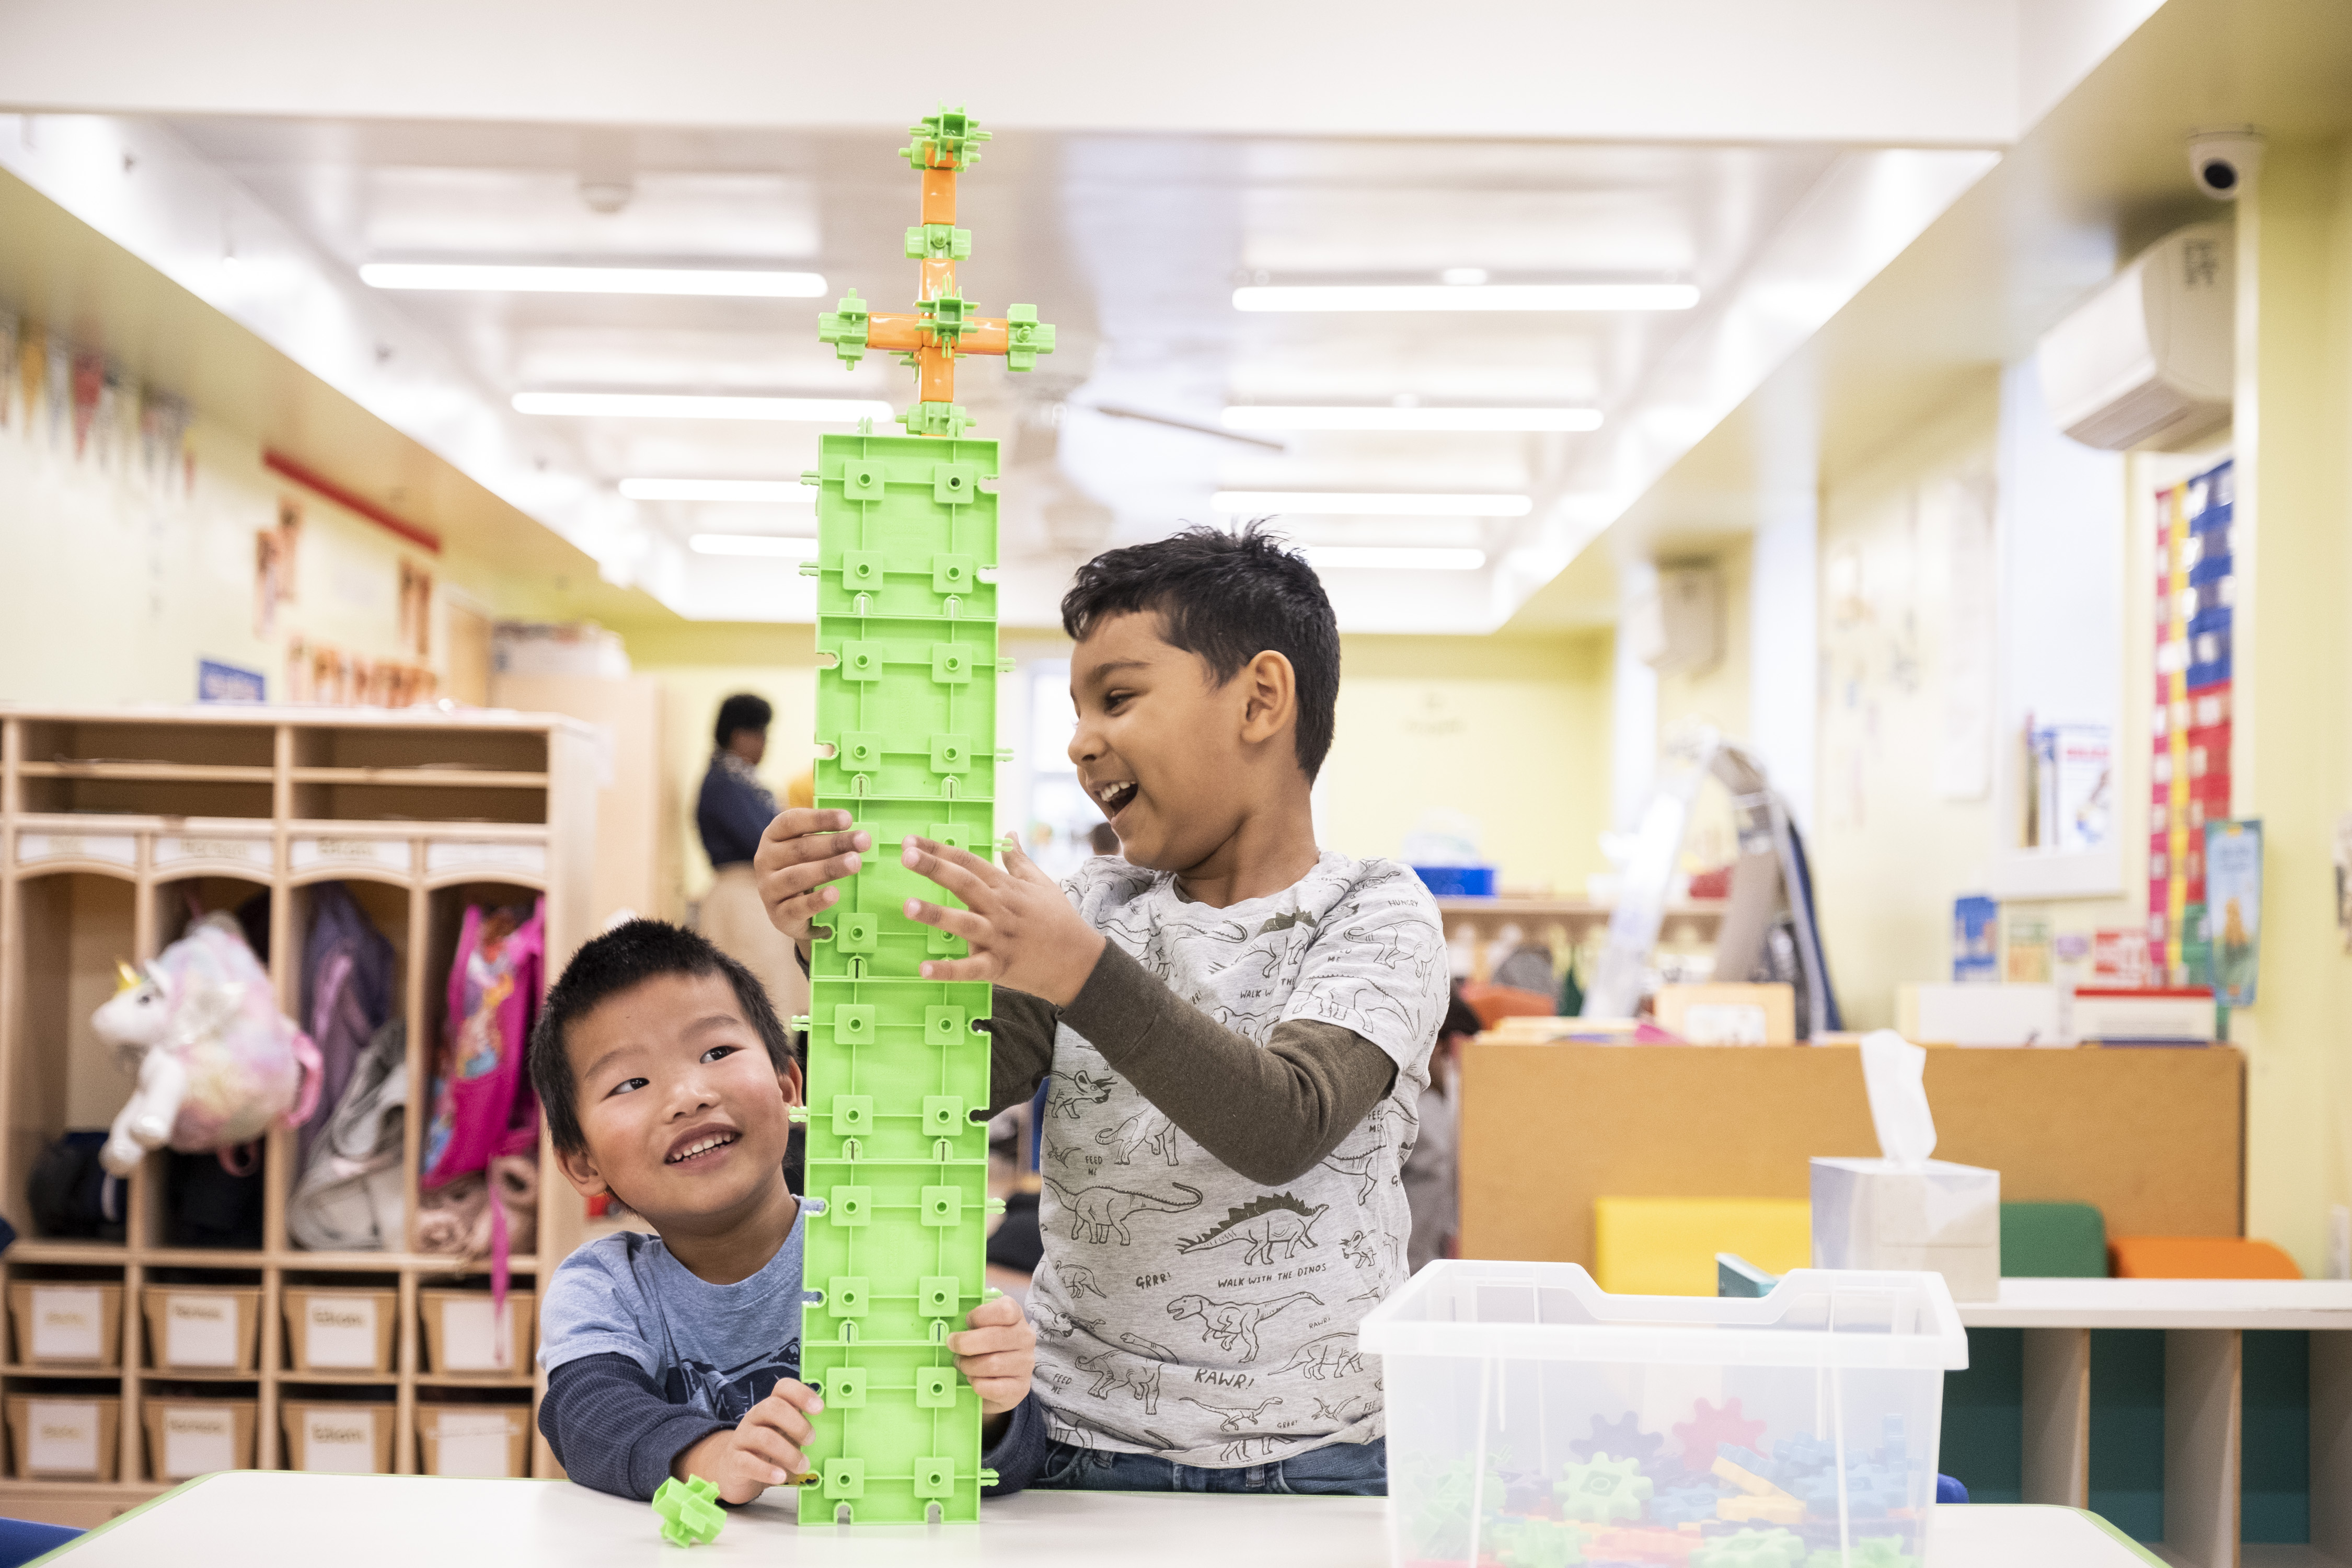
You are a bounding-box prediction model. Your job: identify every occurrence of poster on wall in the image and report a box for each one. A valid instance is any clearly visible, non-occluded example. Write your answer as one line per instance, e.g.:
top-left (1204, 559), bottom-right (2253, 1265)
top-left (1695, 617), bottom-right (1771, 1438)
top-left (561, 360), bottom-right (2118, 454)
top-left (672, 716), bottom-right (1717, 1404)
top-left (2205, 818), bottom-right (2262, 1006)
top-left (2150, 457), bottom-right (2234, 986)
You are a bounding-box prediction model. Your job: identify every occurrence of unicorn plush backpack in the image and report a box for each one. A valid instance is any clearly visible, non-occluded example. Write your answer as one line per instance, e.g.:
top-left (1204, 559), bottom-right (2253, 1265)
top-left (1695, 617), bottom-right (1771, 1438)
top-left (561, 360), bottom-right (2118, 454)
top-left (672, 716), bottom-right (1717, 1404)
top-left (92, 914), bottom-right (322, 1178)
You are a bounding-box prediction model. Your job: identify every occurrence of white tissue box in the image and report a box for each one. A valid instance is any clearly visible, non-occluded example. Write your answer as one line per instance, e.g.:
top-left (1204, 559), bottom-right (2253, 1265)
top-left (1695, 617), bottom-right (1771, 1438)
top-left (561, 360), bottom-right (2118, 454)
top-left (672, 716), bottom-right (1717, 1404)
top-left (1811, 1157), bottom-right (2001, 1301)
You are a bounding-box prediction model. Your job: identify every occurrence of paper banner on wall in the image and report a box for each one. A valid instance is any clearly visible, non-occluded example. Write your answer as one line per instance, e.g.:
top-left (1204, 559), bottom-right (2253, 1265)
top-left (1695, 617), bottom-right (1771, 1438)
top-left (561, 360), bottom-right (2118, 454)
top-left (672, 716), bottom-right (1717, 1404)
top-left (2205, 818), bottom-right (2261, 1007)
top-left (2150, 457), bottom-right (2234, 986)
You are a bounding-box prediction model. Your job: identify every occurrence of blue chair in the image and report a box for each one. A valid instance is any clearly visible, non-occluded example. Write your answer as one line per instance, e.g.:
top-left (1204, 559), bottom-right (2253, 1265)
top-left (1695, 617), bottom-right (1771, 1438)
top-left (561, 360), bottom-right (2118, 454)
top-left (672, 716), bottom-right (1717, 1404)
top-left (0, 1516), bottom-right (80, 1567)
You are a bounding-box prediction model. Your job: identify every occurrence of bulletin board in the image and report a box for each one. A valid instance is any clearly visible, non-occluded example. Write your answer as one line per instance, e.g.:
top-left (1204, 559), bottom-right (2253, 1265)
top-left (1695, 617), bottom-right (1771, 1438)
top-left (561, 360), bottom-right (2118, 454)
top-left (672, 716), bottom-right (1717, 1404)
top-left (2150, 457), bottom-right (2235, 984)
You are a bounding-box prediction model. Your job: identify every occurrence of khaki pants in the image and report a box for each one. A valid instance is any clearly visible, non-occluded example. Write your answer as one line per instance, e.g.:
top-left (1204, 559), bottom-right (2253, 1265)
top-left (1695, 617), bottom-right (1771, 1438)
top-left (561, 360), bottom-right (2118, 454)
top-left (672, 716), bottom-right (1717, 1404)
top-left (698, 863), bottom-right (809, 1028)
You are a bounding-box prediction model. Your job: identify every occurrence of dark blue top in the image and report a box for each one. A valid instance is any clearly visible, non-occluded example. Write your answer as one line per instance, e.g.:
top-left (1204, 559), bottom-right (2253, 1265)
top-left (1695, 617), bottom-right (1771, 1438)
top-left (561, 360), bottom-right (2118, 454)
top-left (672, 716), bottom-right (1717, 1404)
top-left (697, 751), bottom-right (777, 869)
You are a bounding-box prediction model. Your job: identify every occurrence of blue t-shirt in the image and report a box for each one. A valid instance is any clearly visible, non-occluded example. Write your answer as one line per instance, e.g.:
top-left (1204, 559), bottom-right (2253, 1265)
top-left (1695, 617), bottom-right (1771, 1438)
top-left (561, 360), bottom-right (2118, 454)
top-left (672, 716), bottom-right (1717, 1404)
top-left (538, 1200), bottom-right (813, 1424)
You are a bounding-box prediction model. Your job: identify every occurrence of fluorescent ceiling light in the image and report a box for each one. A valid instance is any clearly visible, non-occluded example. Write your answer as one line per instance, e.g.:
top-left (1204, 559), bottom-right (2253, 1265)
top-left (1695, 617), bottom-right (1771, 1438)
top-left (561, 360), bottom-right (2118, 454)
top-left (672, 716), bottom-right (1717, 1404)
top-left (1212, 490), bottom-right (1531, 518)
top-left (1303, 546), bottom-right (1487, 572)
top-left (1232, 282), bottom-right (1698, 313)
top-left (515, 393), bottom-right (892, 422)
top-left (1221, 406), bottom-right (1601, 434)
top-left (361, 263), bottom-right (826, 298)
top-left (620, 478), bottom-right (816, 503)
top-left (689, 534), bottom-right (820, 558)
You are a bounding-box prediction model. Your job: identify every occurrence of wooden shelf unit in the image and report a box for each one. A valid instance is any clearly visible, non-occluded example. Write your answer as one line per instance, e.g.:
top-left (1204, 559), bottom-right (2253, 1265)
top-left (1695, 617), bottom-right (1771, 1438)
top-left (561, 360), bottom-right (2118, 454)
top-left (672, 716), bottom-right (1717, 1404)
top-left (0, 705), bottom-right (598, 1528)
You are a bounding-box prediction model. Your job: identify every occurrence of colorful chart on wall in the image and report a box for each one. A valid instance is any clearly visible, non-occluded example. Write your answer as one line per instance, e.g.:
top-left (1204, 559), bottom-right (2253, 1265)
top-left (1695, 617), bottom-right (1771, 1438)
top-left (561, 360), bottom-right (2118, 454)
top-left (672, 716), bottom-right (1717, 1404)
top-left (2149, 456), bottom-right (2233, 986)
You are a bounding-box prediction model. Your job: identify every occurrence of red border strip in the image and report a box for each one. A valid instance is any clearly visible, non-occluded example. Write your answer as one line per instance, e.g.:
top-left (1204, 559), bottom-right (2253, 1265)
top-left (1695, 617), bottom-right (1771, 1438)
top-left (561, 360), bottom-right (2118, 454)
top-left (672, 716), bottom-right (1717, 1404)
top-left (263, 449), bottom-right (444, 555)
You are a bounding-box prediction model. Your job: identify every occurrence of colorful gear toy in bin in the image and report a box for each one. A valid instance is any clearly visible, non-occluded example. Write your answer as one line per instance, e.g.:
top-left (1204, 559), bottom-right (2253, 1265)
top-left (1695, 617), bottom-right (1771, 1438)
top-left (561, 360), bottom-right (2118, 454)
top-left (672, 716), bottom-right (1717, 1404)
top-left (651, 1474), bottom-right (725, 1547)
top-left (1553, 1452), bottom-right (1654, 1523)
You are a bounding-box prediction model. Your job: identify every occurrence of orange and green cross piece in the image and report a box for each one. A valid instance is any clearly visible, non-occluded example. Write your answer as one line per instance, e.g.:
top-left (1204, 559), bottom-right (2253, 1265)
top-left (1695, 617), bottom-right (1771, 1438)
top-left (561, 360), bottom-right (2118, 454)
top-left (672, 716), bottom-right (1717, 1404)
top-left (817, 107), bottom-right (1058, 440)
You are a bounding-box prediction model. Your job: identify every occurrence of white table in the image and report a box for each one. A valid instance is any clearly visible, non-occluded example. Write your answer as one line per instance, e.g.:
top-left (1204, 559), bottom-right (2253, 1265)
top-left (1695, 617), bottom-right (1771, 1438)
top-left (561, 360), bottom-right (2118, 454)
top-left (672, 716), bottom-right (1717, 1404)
top-left (1947, 1278), bottom-right (2351, 1568)
top-left (31, 1472), bottom-right (2161, 1566)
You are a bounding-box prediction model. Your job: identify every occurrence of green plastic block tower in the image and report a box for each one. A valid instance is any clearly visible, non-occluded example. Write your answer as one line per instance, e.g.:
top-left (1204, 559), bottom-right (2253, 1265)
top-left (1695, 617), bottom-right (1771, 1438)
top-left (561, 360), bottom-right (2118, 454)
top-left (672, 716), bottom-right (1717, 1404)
top-left (797, 104), bottom-right (1052, 1527)
top-left (651, 1474), bottom-right (726, 1547)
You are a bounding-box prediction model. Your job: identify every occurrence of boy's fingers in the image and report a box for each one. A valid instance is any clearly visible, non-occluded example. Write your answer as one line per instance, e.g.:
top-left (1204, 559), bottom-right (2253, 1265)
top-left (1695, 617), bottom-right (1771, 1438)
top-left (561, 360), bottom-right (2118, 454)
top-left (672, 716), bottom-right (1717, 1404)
top-left (744, 1404), bottom-right (814, 1449)
top-left (902, 900), bottom-right (988, 940)
top-left (953, 1351), bottom-right (1034, 1381)
top-left (964, 1295), bottom-right (1023, 1329)
top-left (899, 839), bottom-right (994, 903)
top-left (733, 1426), bottom-right (810, 1482)
top-left (766, 1379), bottom-right (825, 1414)
top-left (1001, 838), bottom-right (1058, 889)
top-left (759, 809), bottom-right (856, 848)
top-left (947, 1326), bottom-right (1025, 1356)
top-left (918, 954), bottom-right (1003, 983)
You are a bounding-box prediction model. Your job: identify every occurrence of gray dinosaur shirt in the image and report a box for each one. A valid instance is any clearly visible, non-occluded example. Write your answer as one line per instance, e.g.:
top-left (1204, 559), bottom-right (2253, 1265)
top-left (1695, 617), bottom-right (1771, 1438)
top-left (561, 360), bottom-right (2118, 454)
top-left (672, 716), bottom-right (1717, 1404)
top-left (1027, 851), bottom-right (1447, 1467)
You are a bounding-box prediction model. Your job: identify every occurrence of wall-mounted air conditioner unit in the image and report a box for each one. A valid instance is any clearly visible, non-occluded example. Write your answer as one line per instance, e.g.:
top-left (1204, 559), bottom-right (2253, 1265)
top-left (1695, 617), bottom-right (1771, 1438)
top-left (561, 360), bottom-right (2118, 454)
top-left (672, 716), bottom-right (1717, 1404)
top-left (2036, 223), bottom-right (2233, 451)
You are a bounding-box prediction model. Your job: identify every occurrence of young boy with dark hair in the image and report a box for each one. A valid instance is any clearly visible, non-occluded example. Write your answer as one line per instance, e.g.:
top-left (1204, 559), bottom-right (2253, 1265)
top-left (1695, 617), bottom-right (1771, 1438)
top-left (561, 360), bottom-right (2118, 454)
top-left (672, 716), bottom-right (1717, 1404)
top-left (756, 523), bottom-right (1447, 1495)
top-left (528, 919), bottom-right (1042, 1503)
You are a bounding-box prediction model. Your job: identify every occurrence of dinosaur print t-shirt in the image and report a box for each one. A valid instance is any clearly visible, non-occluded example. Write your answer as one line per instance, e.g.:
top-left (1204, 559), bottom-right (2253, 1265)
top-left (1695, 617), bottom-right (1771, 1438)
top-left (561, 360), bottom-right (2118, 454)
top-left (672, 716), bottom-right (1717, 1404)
top-left (1029, 850), bottom-right (1447, 1467)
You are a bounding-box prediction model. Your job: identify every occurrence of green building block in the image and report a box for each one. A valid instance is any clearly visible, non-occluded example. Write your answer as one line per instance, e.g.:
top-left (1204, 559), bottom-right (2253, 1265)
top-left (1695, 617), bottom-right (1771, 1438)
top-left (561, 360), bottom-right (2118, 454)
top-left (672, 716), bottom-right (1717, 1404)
top-left (1691, 1528), bottom-right (1808, 1568)
top-left (651, 1474), bottom-right (725, 1546)
top-left (1553, 1452), bottom-right (1653, 1524)
top-left (801, 424), bottom-right (1001, 1525)
top-left (902, 107), bottom-right (990, 171)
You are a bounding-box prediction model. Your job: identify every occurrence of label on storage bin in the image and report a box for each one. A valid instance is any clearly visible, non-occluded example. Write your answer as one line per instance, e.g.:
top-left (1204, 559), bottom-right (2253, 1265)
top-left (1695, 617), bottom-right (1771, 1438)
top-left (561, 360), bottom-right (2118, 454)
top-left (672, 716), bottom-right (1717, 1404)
top-left (26, 1401), bottom-right (99, 1474)
top-left (299, 1409), bottom-right (376, 1474)
top-left (160, 1405), bottom-right (235, 1478)
top-left (439, 1297), bottom-right (514, 1370)
top-left (432, 1412), bottom-right (514, 1477)
top-left (425, 840), bottom-right (545, 878)
top-left (29, 1287), bottom-right (104, 1361)
top-left (301, 1295), bottom-right (379, 1367)
top-left (165, 1294), bottom-right (239, 1367)
top-left (291, 836), bottom-right (411, 875)
top-left (16, 832), bottom-right (136, 868)
top-left (154, 834), bottom-right (270, 870)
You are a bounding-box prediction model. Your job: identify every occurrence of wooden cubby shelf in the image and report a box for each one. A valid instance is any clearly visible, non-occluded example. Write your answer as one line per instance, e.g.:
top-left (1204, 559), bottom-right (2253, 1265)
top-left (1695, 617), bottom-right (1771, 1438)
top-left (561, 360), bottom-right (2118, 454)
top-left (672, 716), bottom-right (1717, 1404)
top-left (0, 705), bottom-right (599, 1529)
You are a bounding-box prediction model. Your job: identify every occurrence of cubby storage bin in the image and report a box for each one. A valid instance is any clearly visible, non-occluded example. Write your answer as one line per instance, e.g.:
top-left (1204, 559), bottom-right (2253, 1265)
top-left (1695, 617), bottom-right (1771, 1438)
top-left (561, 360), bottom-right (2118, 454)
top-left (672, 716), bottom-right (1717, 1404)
top-left (419, 1289), bottom-right (536, 1377)
top-left (2, 705), bottom-right (601, 1518)
top-left (140, 1287), bottom-right (260, 1373)
top-left (141, 1397), bottom-right (256, 1481)
top-left (6, 1396), bottom-right (119, 1480)
top-left (280, 1400), bottom-right (395, 1474)
top-left (7, 1283), bottom-right (123, 1369)
top-left (416, 1403), bottom-right (531, 1477)
top-left (280, 1288), bottom-right (397, 1373)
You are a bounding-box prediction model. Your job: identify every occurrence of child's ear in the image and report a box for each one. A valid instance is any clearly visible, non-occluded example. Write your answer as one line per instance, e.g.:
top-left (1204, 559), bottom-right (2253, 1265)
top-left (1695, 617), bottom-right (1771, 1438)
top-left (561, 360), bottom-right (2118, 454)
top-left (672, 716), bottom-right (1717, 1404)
top-left (1237, 650), bottom-right (1297, 745)
top-left (552, 1143), bottom-right (612, 1201)
top-left (778, 1057), bottom-right (805, 1109)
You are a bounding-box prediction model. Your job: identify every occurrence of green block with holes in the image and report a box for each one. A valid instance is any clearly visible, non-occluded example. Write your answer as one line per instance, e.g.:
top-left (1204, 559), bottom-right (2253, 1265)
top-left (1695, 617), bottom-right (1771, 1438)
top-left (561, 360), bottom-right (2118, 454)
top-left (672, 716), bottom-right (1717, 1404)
top-left (804, 429), bottom-right (999, 1526)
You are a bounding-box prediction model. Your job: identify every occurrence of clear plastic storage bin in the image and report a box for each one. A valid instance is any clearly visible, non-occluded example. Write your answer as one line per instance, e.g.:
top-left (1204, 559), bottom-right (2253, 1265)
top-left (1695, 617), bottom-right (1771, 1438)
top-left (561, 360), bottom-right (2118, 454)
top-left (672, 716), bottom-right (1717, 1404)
top-left (1359, 1262), bottom-right (1966, 1568)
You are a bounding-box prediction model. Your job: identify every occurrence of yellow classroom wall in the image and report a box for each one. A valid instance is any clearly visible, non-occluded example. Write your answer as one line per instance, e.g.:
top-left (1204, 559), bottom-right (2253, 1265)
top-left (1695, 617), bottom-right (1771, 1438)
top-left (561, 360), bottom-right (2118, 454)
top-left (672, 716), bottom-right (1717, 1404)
top-left (2231, 139), bottom-right (2352, 1274)
top-left (0, 399), bottom-right (516, 707)
top-left (621, 625), bottom-right (1618, 914)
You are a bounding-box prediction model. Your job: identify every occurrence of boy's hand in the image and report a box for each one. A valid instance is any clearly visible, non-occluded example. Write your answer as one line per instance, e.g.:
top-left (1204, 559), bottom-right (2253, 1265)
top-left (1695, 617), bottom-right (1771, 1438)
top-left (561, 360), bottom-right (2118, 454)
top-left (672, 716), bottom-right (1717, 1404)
top-left (900, 837), bottom-right (1106, 1005)
top-left (753, 809), bottom-right (872, 959)
top-left (673, 1379), bottom-right (824, 1504)
top-left (948, 1293), bottom-right (1037, 1420)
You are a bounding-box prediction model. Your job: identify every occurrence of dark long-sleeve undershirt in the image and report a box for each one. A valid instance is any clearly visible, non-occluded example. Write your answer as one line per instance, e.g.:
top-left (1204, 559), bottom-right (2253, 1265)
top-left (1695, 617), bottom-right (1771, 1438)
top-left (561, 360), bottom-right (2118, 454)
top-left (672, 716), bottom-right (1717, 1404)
top-left (540, 1352), bottom-right (1047, 1502)
top-left (986, 942), bottom-right (1397, 1186)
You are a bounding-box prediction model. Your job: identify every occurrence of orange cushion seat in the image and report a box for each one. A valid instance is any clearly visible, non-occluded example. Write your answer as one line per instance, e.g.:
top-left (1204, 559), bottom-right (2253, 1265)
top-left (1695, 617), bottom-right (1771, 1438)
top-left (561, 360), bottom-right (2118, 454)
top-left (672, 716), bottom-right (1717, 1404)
top-left (2107, 1236), bottom-right (2302, 1280)
top-left (1459, 982), bottom-right (1557, 1029)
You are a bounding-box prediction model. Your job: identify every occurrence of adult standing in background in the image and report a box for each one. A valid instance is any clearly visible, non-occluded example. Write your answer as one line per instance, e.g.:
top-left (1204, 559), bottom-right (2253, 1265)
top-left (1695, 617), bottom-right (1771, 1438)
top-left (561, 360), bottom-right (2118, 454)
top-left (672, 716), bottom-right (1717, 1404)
top-left (694, 694), bottom-right (805, 1025)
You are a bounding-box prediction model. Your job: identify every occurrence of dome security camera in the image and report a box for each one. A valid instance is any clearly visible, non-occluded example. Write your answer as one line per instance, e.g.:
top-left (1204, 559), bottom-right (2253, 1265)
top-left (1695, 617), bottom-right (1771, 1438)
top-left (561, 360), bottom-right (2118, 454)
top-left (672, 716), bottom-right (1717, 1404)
top-left (2189, 129), bottom-right (2265, 200)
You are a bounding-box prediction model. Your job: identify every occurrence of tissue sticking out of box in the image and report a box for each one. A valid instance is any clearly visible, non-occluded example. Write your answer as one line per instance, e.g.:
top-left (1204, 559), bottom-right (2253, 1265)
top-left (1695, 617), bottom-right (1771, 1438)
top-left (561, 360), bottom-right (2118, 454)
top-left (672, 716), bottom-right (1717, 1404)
top-left (1860, 1029), bottom-right (1935, 1166)
top-left (1813, 1030), bottom-right (2001, 1301)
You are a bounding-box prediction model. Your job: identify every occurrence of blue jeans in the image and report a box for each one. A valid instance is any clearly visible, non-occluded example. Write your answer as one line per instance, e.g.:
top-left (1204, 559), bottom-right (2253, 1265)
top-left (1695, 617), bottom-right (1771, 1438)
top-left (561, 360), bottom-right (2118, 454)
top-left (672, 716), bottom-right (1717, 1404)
top-left (1036, 1436), bottom-right (1387, 1496)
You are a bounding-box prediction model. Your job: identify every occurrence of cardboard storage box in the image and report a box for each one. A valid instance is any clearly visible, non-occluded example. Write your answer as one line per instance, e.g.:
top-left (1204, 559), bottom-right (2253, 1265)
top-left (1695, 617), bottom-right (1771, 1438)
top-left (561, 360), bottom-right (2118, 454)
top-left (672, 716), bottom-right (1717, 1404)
top-left (142, 1286), bottom-right (261, 1372)
top-left (419, 1289), bottom-right (536, 1377)
top-left (142, 1397), bottom-right (257, 1480)
top-left (1811, 1156), bottom-right (2002, 1301)
top-left (6, 1394), bottom-right (119, 1480)
top-left (416, 1403), bottom-right (530, 1477)
top-left (7, 1281), bottom-right (123, 1368)
top-left (280, 1401), bottom-right (394, 1474)
top-left (281, 1287), bottom-right (397, 1372)
top-left (1655, 982), bottom-right (1796, 1044)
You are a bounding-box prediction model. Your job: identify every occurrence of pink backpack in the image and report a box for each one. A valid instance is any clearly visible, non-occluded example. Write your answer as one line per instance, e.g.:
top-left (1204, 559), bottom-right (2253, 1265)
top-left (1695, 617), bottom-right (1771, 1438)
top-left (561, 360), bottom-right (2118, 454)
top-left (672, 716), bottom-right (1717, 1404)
top-left (421, 901), bottom-right (544, 1315)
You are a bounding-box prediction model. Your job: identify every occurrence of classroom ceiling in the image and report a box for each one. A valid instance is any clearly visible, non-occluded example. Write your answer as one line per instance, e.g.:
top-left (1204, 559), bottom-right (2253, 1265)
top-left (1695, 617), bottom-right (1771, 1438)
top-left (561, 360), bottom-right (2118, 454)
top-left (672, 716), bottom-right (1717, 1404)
top-left (0, 107), bottom-right (1990, 632)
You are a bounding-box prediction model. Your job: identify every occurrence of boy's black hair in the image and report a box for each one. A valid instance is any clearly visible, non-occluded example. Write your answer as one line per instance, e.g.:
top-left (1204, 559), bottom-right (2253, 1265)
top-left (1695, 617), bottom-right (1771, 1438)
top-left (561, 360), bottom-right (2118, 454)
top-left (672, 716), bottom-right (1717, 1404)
top-left (529, 919), bottom-right (800, 1155)
top-left (713, 693), bottom-right (773, 749)
top-left (1059, 521), bottom-right (1341, 780)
